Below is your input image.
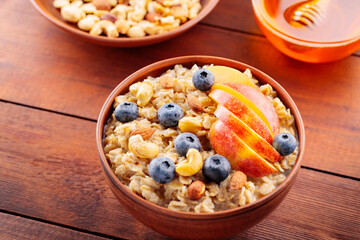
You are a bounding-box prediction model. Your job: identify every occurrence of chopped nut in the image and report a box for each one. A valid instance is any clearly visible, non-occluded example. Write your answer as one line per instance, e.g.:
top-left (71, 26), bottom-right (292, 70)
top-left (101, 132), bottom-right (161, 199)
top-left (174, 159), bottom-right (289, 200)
top-left (130, 127), bottom-right (156, 140)
top-left (188, 180), bottom-right (205, 200)
top-left (187, 94), bottom-right (203, 112)
top-left (100, 12), bottom-right (118, 23)
top-left (230, 171), bottom-right (247, 190)
top-left (159, 75), bottom-right (175, 88)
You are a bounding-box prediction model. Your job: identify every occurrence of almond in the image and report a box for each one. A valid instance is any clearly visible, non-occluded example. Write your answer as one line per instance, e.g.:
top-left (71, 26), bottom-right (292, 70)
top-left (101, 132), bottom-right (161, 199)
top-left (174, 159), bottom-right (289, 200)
top-left (92, 0), bottom-right (111, 11)
top-left (155, 0), bottom-right (165, 5)
top-left (130, 127), bottom-right (156, 140)
top-left (145, 12), bottom-right (162, 22)
top-left (187, 94), bottom-right (203, 112)
top-left (159, 75), bottom-right (174, 88)
top-left (188, 180), bottom-right (205, 201)
top-left (230, 171), bottom-right (247, 190)
top-left (100, 13), bottom-right (117, 23)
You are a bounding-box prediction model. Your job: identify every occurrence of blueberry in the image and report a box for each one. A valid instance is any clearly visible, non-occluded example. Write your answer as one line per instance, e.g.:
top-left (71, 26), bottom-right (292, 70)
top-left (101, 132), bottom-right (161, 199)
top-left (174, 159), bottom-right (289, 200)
top-left (158, 103), bottom-right (184, 127)
top-left (114, 102), bottom-right (139, 123)
top-left (174, 132), bottom-right (201, 156)
top-left (273, 133), bottom-right (297, 156)
top-left (192, 69), bottom-right (215, 91)
top-left (148, 157), bottom-right (176, 184)
top-left (202, 155), bottom-right (231, 184)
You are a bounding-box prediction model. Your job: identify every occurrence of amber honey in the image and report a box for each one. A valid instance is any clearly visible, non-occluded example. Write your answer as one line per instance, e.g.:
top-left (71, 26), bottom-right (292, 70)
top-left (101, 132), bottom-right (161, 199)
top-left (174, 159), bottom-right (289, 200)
top-left (252, 0), bottom-right (360, 62)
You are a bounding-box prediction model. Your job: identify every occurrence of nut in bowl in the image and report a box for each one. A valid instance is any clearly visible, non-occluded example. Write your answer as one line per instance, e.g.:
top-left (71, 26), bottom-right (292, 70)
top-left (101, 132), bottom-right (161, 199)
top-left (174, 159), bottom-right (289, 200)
top-left (96, 56), bottom-right (305, 239)
top-left (30, 0), bottom-right (219, 47)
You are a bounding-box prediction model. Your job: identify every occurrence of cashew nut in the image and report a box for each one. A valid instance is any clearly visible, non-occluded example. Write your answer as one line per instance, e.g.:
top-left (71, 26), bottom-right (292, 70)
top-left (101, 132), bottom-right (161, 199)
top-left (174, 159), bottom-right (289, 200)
top-left (127, 26), bottom-right (146, 38)
top-left (81, 3), bottom-right (97, 14)
top-left (89, 20), bottom-right (119, 38)
top-left (53, 0), bottom-right (70, 9)
top-left (115, 19), bottom-right (130, 34)
top-left (171, 5), bottom-right (189, 23)
top-left (61, 5), bottom-right (85, 23)
top-left (129, 81), bottom-right (153, 106)
top-left (178, 117), bottom-right (203, 133)
top-left (160, 16), bottom-right (175, 25)
top-left (128, 9), bottom-right (147, 22)
top-left (189, 2), bottom-right (201, 19)
top-left (176, 148), bottom-right (203, 177)
top-left (70, 0), bottom-right (83, 8)
top-left (128, 135), bottom-right (159, 159)
top-left (110, 5), bottom-right (133, 20)
top-left (78, 15), bottom-right (99, 31)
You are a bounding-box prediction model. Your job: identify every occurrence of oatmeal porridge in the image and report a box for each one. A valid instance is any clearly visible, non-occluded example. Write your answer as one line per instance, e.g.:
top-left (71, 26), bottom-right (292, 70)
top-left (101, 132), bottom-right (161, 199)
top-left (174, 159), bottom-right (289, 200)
top-left (103, 64), bottom-right (298, 213)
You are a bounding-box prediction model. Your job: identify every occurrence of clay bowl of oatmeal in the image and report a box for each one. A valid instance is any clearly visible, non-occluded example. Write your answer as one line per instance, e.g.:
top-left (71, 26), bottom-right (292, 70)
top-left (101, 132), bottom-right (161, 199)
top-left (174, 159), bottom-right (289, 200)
top-left (96, 55), bottom-right (305, 239)
top-left (30, 0), bottom-right (219, 47)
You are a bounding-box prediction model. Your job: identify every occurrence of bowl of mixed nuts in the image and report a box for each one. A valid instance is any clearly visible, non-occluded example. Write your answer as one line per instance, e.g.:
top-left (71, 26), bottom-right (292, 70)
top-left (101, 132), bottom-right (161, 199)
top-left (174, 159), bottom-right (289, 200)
top-left (96, 55), bottom-right (305, 239)
top-left (30, 0), bottom-right (219, 47)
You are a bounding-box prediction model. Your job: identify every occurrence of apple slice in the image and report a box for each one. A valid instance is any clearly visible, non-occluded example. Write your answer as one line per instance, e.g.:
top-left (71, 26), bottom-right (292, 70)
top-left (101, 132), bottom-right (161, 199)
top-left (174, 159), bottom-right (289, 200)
top-left (209, 89), bottom-right (273, 143)
top-left (207, 65), bottom-right (257, 88)
top-left (211, 84), bottom-right (274, 137)
top-left (209, 120), bottom-right (278, 177)
top-left (214, 105), bottom-right (282, 163)
top-left (223, 83), bottom-right (280, 136)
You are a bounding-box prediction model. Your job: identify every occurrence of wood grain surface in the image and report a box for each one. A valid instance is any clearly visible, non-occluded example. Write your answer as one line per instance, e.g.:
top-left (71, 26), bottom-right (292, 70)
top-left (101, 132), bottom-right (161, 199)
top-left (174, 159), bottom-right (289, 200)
top-left (1, 102), bottom-right (359, 239)
top-left (1, 0), bottom-right (360, 239)
top-left (1, 0), bottom-right (360, 178)
top-left (0, 212), bottom-right (109, 240)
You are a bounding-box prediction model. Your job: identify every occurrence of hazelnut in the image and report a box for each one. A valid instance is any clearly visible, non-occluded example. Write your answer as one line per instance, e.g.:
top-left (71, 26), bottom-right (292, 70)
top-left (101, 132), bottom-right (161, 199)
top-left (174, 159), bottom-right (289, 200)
top-left (188, 180), bottom-right (205, 201)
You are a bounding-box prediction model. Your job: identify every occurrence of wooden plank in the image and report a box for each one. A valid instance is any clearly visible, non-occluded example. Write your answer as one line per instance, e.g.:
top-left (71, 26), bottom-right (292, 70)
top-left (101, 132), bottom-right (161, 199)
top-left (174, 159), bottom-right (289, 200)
top-left (203, 0), bottom-right (263, 35)
top-left (1, 1), bottom-right (359, 176)
top-left (0, 212), bottom-right (109, 240)
top-left (0, 102), bottom-right (359, 239)
top-left (0, 101), bottom-right (166, 240)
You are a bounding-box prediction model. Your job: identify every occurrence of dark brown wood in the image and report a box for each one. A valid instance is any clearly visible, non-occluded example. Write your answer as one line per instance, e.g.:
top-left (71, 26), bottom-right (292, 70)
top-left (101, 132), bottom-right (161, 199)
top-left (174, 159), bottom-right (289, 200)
top-left (203, 0), bottom-right (263, 35)
top-left (1, 102), bottom-right (359, 239)
top-left (0, 212), bottom-right (108, 240)
top-left (1, 0), bottom-right (360, 238)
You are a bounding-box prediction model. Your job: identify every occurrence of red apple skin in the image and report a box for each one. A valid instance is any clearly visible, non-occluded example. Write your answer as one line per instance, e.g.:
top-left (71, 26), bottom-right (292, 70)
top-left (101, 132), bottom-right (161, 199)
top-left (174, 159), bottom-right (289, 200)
top-left (215, 105), bottom-right (282, 163)
top-left (209, 89), bottom-right (273, 143)
top-left (209, 120), bottom-right (278, 177)
top-left (223, 83), bottom-right (280, 136)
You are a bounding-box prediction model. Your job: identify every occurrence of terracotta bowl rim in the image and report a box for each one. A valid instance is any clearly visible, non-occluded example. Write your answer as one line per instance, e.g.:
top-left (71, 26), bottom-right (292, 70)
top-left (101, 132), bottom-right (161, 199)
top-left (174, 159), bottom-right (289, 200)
top-left (30, 0), bottom-right (220, 46)
top-left (96, 55), bottom-right (305, 219)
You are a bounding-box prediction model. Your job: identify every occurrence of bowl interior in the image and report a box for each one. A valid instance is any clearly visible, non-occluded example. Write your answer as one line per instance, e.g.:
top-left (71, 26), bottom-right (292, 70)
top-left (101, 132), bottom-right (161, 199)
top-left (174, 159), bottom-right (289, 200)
top-left (31, 0), bottom-right (219, 47)
top-left (96, 55), bottom-right (305, 218)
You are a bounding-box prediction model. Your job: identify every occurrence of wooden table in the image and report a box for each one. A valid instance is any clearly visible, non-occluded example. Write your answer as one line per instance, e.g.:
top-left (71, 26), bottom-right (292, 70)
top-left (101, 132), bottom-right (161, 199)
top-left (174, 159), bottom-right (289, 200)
top-left (1, 0), bottom-right (359, 239)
